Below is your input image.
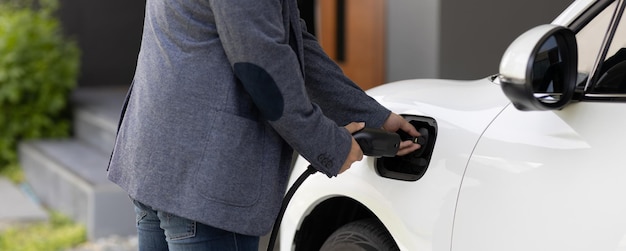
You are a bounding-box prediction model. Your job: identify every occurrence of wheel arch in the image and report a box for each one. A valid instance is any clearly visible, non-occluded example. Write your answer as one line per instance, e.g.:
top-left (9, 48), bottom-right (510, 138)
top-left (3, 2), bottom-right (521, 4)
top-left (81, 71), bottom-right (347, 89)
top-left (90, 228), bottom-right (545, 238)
top-left (293, 196), bottom-right (392, 251)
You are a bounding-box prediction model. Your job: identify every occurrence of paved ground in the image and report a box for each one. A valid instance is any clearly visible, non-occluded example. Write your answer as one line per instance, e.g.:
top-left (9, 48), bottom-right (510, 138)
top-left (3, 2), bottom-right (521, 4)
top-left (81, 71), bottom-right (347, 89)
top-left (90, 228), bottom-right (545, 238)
top-left (0, 177), bottom-right (48, 231)
top-left (66, 235), bottom-right (138, 251)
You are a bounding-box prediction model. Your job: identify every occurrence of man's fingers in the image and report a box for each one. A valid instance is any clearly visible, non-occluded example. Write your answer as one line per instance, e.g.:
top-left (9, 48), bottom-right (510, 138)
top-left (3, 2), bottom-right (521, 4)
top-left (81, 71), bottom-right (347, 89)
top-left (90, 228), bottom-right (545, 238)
top-left (403, 122), bottom-right (421, 138)
top-left (339, 137), bottom-right (364, 174)
top-left (397, 140), bottom-right (421, 156)
top-left (344, 122), bottom-right (365, 134)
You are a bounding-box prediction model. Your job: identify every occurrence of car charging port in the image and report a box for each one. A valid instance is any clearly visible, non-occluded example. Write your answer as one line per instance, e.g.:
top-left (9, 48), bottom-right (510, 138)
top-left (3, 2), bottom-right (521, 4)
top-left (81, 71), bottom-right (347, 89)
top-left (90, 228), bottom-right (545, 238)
top-left (376, 115), bottom-right (437, 181)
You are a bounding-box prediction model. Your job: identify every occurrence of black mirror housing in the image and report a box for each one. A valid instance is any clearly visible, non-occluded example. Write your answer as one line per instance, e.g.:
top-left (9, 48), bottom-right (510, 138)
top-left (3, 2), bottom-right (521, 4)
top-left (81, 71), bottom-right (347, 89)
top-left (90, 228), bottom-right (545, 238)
top-left (499, 25), bottom-right (578, 111)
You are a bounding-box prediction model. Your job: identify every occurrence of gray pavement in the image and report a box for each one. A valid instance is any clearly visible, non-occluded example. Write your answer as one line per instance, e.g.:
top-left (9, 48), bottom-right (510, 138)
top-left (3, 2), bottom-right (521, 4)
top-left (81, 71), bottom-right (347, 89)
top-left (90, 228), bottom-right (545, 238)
top-left (0, 177), bottom-right (48, 230)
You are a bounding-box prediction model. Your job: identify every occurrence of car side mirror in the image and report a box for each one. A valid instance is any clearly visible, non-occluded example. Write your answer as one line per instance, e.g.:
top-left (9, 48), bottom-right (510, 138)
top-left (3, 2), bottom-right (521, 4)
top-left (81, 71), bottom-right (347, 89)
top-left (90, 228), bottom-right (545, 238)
top-left (499, 25), bottom-right (578, 111)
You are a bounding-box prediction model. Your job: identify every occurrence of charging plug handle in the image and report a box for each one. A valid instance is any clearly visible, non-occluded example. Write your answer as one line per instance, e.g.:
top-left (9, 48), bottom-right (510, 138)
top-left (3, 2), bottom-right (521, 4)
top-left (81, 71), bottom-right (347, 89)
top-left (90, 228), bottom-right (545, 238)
top-left (353, 128), bottom-right (401, 157)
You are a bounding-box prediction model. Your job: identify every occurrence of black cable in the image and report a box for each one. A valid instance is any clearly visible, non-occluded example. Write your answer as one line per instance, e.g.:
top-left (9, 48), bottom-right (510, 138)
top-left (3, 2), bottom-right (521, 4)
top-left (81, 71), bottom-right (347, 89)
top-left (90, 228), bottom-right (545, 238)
top-left (267, 165), bottom-right (317, 251)
top-left (265, 128), bottom-right (406, 250)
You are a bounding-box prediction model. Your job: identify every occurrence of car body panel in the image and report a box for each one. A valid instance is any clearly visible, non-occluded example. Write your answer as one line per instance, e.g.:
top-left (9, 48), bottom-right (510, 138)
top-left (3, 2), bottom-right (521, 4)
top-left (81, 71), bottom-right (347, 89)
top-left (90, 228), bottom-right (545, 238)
top-left (452, 102), bottom-right (626, 250)
top-left (281, 78), bottom-right (511, 250)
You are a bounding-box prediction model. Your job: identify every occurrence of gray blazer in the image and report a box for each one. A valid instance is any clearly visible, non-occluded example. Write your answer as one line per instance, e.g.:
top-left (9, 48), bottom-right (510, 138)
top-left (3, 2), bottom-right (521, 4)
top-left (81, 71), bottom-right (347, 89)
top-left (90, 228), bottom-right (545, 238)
top-left (107, 0), bottom-right (390, 236)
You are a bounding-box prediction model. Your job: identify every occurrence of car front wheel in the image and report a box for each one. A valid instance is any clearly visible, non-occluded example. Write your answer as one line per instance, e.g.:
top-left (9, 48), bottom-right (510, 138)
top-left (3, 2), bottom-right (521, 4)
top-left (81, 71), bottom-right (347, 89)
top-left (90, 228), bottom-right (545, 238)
top-left (320, 219), bottom-right (400, 251)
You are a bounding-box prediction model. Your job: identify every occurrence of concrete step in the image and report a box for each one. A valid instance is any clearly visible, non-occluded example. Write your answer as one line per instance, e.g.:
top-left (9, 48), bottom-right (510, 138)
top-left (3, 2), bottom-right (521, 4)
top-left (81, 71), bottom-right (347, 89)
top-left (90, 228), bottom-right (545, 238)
top-left (16, 86), bottom-right (280, 248)
top-left (72, 87), bottom-right (128, 154)
top-left (17, 87), bottom-right (133, 240)
top-left (19, 84), bottom-right (136, 239)
top-left (19, 138), bottom-right (135, 240)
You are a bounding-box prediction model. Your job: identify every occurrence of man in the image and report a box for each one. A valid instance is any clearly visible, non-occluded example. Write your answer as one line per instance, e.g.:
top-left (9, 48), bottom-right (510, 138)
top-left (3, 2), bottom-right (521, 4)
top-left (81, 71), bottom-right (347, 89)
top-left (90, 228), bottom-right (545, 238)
top-left (107, 0), bottom-right (420, 250)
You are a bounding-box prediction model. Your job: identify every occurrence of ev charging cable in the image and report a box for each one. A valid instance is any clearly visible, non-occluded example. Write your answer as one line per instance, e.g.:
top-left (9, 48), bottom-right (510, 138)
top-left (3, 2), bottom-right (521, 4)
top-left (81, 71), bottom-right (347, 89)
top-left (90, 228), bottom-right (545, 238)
top-left (266, 128), bottom-right (406, 251)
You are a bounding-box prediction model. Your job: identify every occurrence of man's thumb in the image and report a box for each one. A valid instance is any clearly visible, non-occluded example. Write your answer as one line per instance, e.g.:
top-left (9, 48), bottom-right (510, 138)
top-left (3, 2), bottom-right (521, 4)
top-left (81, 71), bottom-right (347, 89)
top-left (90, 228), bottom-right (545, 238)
top-left (344, 122), bottom-right (365, 133)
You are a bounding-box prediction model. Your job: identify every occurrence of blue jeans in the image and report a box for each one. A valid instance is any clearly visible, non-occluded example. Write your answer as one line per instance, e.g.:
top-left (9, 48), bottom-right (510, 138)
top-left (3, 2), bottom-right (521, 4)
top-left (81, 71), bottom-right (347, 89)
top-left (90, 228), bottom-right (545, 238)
top-left (132, 199), bottom-right (260, 251)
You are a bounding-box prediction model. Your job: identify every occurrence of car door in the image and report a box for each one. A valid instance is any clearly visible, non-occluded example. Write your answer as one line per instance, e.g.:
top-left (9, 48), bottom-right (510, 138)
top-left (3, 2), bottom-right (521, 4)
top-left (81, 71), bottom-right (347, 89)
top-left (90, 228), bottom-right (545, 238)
top-left (452, 1), bottom-right (626, 250)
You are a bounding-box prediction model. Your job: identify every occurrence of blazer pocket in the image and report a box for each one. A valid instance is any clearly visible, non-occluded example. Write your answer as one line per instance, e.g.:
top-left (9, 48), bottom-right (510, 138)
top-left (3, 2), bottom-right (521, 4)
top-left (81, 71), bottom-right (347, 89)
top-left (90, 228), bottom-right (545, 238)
top-left (195, 112), bottom-right (265, 207)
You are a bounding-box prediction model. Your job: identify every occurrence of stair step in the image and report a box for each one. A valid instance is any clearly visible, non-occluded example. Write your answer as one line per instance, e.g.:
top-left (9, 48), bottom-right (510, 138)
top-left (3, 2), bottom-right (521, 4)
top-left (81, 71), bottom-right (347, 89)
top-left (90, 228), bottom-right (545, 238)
top-left (19, 139), bottom-right (135, 240)
top-left (72, 86), bottom-right (127, 154)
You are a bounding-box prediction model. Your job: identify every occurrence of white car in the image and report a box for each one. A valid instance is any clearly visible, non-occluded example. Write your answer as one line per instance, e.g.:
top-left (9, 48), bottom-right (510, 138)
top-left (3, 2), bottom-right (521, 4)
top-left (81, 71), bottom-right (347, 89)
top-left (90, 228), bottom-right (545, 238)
top-left (279, 0), bottom-right (626, 250)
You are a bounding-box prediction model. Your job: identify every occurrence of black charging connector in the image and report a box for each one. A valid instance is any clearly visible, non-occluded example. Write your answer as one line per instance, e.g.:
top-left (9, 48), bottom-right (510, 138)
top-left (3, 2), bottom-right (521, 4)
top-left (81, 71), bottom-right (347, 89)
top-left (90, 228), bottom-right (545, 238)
top-left (353, 127), bottom-right (401, 157)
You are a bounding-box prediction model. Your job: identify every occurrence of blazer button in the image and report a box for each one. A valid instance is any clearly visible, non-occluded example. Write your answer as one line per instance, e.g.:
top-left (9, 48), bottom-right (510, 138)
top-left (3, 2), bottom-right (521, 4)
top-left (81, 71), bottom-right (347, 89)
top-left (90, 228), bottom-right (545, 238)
top-left (317, 154), bottom-right (334, 169)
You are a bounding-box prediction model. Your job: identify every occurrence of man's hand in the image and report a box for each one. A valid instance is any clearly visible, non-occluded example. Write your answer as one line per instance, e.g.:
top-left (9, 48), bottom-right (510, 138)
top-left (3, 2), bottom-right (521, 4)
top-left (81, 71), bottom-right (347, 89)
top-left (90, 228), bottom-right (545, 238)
top-left (339, 122), bottom-right (365, 174)
top-left (382, 113), bottom-right (421, 156)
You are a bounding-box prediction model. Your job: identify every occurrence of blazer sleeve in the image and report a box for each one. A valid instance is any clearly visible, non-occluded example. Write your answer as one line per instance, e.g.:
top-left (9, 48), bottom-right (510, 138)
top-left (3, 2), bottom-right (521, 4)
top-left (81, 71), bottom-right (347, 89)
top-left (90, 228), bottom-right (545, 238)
top-left (209, 0), bottom-right (351, 176)
top-left (299, 19), bottom-right (391, 128)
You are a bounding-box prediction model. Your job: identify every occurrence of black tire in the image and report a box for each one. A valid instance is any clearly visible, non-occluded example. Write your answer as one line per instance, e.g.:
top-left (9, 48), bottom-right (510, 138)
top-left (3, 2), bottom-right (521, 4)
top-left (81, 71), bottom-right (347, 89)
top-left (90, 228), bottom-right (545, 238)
top-left (320, 219), bottom-right (400, 251)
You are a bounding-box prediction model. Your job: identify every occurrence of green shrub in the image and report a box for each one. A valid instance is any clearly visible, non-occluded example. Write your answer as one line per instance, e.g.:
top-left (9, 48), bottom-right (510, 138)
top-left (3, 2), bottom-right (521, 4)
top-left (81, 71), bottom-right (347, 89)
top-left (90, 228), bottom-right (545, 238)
top-left (0, 211), bottom-right (86, 251)
top-left (0, 0), bottom-right (80, 173)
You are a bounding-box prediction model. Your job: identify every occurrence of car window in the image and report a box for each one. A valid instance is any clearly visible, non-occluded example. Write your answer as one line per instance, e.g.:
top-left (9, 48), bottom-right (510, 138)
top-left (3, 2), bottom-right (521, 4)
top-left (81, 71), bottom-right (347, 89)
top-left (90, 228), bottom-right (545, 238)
top-left (576, 1), bottom-right (616, 75)
top-left (576, 1), bottom-right (626, 93)
top-left (595, 5), bottom-right (626, 93)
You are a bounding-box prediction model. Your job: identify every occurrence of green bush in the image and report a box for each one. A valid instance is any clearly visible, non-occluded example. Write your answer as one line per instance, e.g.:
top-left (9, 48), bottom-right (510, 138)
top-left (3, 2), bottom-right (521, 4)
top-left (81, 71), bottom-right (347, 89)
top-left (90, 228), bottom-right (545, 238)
top-left (0, 0), bottom-right (80, 174)
top-left (0, 211), bottom-right (86, 251)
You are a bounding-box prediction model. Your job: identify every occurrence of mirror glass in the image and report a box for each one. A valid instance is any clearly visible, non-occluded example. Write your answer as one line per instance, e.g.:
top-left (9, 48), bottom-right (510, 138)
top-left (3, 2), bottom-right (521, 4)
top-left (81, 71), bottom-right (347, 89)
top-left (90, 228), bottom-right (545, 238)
top-left (531, 35), bottom-right (566, 104)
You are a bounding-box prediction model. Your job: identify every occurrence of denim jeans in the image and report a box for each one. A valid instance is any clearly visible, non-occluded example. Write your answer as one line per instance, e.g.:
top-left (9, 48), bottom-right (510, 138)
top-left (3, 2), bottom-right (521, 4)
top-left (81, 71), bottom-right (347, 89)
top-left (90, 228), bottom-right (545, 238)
top-left (132, 199), bottom-right (260, 251)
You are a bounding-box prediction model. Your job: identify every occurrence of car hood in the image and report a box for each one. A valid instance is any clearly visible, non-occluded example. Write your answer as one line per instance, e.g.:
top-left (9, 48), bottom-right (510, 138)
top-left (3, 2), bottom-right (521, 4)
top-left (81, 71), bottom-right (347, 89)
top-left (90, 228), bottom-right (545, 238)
top-left (367, 77), bottom-right (512, 133)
